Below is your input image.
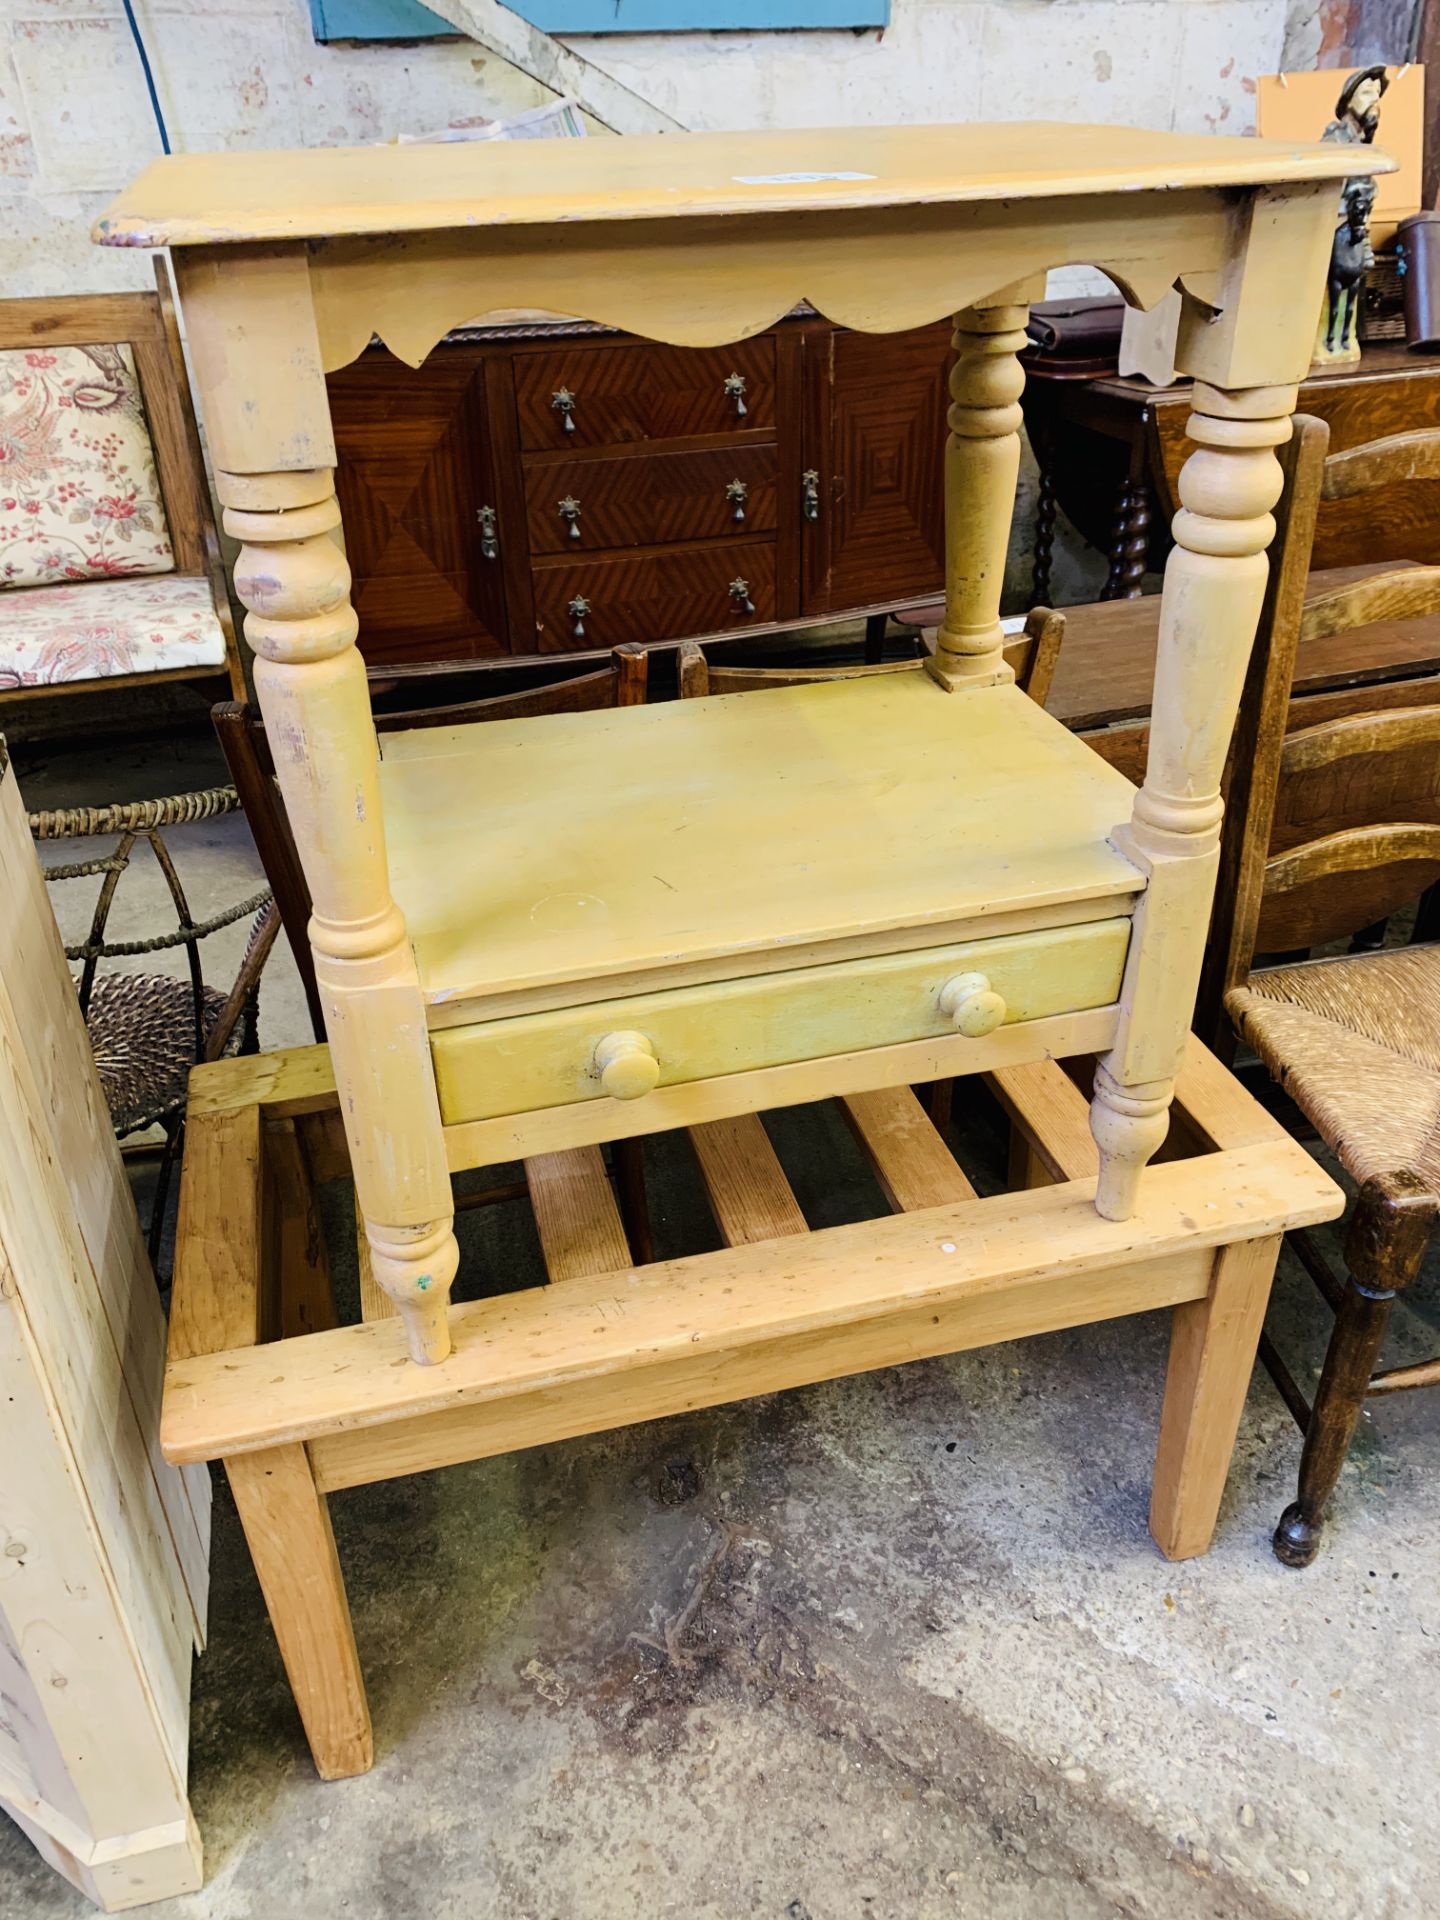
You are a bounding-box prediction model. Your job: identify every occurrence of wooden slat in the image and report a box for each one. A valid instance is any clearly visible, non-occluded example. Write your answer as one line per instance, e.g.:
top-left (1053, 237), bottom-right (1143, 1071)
top-left (169, 1104), bottom-right (265, 1362)
top-left (988, 1033), bottom-right (1292, 1185)
top-left (525, 1147), bottom-right (632, 1281)
top-left (1169, 1032), bottom-right (1300, 1153)
top-left (841, 1086), bottom-right (976, 1210)
top-left (0, 291), bottom-right (164, 348)
top-left (162, 1138), bottom-right (1341, 1467)
top-left (1321, 428), bottom-right (1440, 499)
top-left (688, 1114), bottom-right (808, 1244)
top-left (988, 1058), bottom-right (1097, 1184)
top-left (1300, 564), bottom-right (1440, 644)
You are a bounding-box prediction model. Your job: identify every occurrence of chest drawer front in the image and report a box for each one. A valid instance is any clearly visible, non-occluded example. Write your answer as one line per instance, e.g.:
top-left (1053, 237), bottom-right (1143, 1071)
top-left (526, 443), bottom-right (779, 556)
top-left (533, 539), bottom-right (776, 651)
top-left (514, 338), bottom-right (776, 451)
top-left (431, 918), bottom-right (1131, 1125)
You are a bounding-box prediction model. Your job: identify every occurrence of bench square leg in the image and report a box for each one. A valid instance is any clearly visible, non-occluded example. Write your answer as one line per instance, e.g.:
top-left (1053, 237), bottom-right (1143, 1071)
top-left (1149, 1233), bottom-right (1281, 1560)
top-left (225, 1443), bottom-right (373, 1779)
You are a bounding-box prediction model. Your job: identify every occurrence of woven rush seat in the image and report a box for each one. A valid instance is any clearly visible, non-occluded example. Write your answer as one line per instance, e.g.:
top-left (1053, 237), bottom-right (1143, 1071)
top-left (85, 971), bottom-right (240, 1136)
top-left (1226, 945), bottom-right (1440, 1192)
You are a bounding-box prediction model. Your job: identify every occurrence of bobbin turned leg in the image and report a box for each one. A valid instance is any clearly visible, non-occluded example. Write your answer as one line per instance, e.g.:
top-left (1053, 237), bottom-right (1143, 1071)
top-left (1091, 383), bottom-right (1295, 1218)
top-left (928, 293), bottom-right (1034, 692)
top-left (223, 468), bottom-right (458, 1363)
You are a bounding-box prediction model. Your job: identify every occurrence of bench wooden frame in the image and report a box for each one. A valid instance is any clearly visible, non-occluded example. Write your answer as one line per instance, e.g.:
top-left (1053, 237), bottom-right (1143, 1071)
top-left (165, 1033), bottom-right (1340, 1781)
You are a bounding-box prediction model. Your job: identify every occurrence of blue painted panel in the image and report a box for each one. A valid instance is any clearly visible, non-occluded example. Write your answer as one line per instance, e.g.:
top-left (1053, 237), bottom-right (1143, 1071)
top-left (309, 0), bottom-right (454, 42)
top-left (310, 0), bottom-right (886, 38)
top-left (508, 0), bottom-right (888, 25)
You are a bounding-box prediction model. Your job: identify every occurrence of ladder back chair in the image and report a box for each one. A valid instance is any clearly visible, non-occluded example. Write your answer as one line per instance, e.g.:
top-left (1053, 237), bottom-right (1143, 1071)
top-left (1210, 417), bottom-right (1440, 1565)
top-left (677, 606), bottom-right (1066, 708)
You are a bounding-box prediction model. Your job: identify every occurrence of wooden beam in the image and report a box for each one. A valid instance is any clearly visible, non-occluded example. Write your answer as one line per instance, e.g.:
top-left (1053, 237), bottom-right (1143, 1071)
top-left (311, 1249), bottom-right (1212, 1492)
top-left (988, 1058), bottom-right (1096, 1184)
top-left (688, 1114), bottom-right (808, 1245)
top-left (841, 1086), bottom-right (977, 1210)
top-left (163, 1139), bottom-right (1340, 1467)
top-left (169, 1104), bottom-right (265, 1362)
top-left (525, 1147), bottom-right (632, 1281)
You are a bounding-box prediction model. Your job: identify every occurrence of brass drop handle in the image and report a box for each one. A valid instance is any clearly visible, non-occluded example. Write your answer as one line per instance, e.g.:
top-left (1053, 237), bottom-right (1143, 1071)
top-left (568, 594), bottom-right (591, 642)
top-left (595, 1030), bottom-right (660, 1101)
top-left (476, 504), bottom-right (499, 561)
top-left (729, 577), bottom-right (756, 615)
top-left (938, 971), bottom-right (1007, 1039)
top-left (726, 478), bottom-right (748, 523)
top-left (551, 386), bottom-right (576, 433)
top-left (724, 372), bottom-right (748, 418)
top-left (558, 494), bottom-right (582, 540)
top-left (802, 468), bottom-right (821, 523)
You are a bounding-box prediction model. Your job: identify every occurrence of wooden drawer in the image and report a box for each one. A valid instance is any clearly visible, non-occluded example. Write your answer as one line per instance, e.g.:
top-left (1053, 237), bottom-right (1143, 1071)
top-left (532, 540), bottom-right (776, 651)
top-left (525, 443), bottom-right (778, 555)
top-left (514, 337), bottom-right (776, 450)
top-left (431, 918), bottom-right (1131, 1124)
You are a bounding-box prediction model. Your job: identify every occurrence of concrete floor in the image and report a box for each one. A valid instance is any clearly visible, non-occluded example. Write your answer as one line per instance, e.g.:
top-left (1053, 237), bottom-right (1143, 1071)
top-left (4, 723), bottom-right (1440, 1920)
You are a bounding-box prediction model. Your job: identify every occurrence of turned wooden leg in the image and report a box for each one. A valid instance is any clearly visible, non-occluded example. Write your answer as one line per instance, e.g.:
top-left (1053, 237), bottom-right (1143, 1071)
top-left (928, 294), bottom-right (1033, 691)
top-left (1114, 480), bottom-right (1151, 599)
top-left (1150, 1234), bottom-right (1280, 1559)
top-left (1274, 1172), bottom-right (1439, 1568)
top-left (1091, 382), bottom-right (1295, 1218)
top-left (1031, 454), bottom-right (1056, 607)
top-left (1100, 478), bottom-right (1133, 601)
top-left (226, 1444), bottom-right (373, 1779)
top-left (223, 468), bottom-right (458, 1363)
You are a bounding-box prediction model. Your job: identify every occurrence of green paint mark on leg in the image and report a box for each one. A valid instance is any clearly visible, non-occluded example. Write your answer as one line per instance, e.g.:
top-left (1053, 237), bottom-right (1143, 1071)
top-left (416, 1273), bottom-right (432, 1290)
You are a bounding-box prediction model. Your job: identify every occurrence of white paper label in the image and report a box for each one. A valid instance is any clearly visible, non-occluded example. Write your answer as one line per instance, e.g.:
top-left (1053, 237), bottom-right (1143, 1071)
top-left (732, 171), bottom-right (878, 184)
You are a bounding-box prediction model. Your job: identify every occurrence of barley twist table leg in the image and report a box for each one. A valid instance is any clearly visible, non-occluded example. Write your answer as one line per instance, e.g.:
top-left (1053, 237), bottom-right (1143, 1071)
top-left (222, 467), bottom-right (459, 1364)
top-left (1091, 383), bottom-right (1295, 1219)
top-left (928, 301), bottom-right (1029, 692)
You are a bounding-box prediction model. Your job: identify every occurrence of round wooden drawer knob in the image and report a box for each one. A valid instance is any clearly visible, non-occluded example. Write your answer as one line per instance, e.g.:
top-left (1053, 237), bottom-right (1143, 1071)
top-left (594, 1030), bottom-right (660, 1100)
top-left (938, 972), bottom-right (1007, 1038)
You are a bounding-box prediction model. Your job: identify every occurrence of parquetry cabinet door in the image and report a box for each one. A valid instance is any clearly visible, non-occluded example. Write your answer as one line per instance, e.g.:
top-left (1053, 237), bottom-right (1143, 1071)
top-left (328, 345), bottom-right (510, 667)
top-left (803, 320), bottom-right (951, 617)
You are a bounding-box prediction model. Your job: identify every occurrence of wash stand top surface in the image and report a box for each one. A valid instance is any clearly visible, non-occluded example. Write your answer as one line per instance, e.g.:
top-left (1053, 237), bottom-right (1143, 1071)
top-left (98, 121), bottom-right (1367, 249)
top-left (381, 672), bottom-right (1144, 1008)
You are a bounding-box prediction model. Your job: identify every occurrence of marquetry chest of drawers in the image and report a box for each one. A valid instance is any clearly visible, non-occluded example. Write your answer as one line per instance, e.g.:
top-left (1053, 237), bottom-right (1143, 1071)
top-left (326, 312), bottom-right (953, 668)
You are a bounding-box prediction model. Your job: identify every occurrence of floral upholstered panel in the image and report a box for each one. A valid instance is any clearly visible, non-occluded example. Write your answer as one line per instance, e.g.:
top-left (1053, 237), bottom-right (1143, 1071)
top-left (0, 575), bottom-right (226, 687)
top-left (0, 343), bottom-right (175, 588)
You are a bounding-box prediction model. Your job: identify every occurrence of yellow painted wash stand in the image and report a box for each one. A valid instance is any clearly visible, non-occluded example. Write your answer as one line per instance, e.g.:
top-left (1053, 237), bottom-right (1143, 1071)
top-left (95, 123), bottom-right (1366, 1775)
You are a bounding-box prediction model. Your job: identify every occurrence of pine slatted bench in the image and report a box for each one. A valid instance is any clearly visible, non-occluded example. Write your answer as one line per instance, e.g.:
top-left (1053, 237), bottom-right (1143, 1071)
top-left (163, 1036), bottom-right (1339, 1780)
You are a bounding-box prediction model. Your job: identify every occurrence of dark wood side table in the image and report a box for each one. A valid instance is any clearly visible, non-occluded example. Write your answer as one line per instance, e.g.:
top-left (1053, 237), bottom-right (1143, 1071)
top-left (1022, 344), bottom-right (1440, 602)
top-left (1048, 564), bottom-right (1440, 784)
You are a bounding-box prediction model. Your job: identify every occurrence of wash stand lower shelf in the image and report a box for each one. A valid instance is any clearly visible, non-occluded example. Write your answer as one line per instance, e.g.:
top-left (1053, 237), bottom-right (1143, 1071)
top-left (165, 1033), bottom-right (1340, 1780)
